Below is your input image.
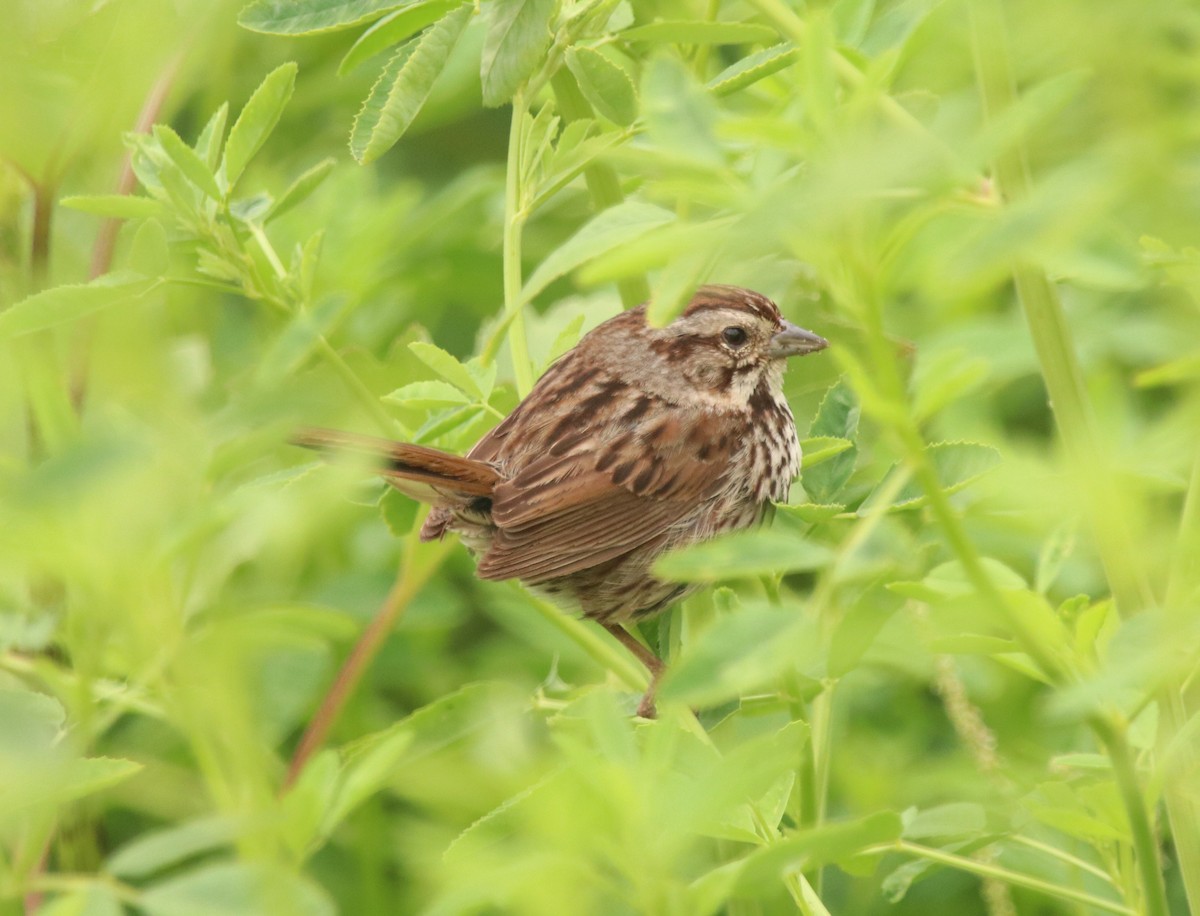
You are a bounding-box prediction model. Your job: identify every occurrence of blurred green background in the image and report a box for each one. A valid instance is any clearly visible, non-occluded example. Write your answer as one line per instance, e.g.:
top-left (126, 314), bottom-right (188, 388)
top-left (2, 0), bottom-right (1199, 913)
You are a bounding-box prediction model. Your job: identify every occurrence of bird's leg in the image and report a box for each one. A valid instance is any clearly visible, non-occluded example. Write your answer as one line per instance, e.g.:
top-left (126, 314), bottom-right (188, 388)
top-left (604, 623), bottom-right (665, 719)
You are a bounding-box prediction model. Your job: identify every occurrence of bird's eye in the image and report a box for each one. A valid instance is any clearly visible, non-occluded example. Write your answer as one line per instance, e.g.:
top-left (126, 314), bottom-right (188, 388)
top-left (721, 326), bottom-right (748, 347)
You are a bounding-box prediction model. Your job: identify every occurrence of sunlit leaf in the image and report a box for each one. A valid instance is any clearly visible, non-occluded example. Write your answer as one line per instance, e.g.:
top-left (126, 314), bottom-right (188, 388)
top-left (654, 529), bottom-right (834, 582)
top-left (521, 200), bottom-right (675, 303)
top-left (153, 124), bottom-right (222, 200)
top-left (61, 194), bottom-right (165, 219)
top-left (564, 46), bottom-right (637, 126)
top-left (480, 0), bottom-right (555, 107)
top-left (338, 0), bottom-right (464, 75)
top-left (141, 863), bottom-right (334, 916)
top-left (621, 20), bottom-right (777, 45)
top-left (858, 442), bottom-right (1001, 514)
top-left (802, 381), bottom-right (859, 503)
top-left (407, 340), bottom-right (482, 398)
top-left (239, 0), bottom-right (407, 35)
top-left (660, 605), bottom-right (820, 707)
top-left (0, 272), bottom-right (160, 340)
top-left (708, 43), bottom-right (799, 96)
top-left (223, 62), bottom-right (298, 189)
top-left (350, 4), bottom-right (472, 163)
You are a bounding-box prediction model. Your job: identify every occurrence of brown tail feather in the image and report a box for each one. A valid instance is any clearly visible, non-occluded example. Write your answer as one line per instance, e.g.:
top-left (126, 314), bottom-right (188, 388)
top-left (291, 427), bottom-right (500, 502)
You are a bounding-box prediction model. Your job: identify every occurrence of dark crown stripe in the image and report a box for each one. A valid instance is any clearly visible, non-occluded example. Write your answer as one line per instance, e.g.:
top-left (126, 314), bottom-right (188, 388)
top-left (682, 285), bottom-right (782, 325)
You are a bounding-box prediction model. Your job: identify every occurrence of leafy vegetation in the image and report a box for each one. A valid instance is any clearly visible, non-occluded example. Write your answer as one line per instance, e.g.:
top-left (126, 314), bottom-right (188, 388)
top-left (2, 0), bottom-right (1199, 913)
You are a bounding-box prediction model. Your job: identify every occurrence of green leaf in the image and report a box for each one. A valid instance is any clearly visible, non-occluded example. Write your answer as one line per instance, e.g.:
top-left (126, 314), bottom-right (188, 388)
top-left (564, 47), bottom-right (638, 126)
top-left (800, 381), bottom-right (859, 503)
top-left (256, 295), bottom-right (348, 381)
top-left (152, 124), bottom-right (222, 200)
top-left (641, 57), bottom-right (722, 165)
top-left (330, 682), bottom-right (521, 829)
top-left (38, 885), bottom-right (123, 916)
top-left (222, 62), bottom-right (298, 190)
top-left (828, 589), bottom-right (902, 677)
top-left (520, 201), bottom-right (675, 303)
top-left (0, 687), bottom-right (64, 751)
top-left (379, 486), bottom-right (419, 535)
top-left (384, 379), bottom-right (472, 407)
top-left (267, 158), bottom-right (336, 221)
top-left (708, 43), bottom-right (799, 97)
top-left (888, 558), bottom-right (1027, 603)
top-left (479, 0), bottom-right (555, 107)
top-left (800, 436), bottom-right (853, 470)
top-left (902, 802), bottom-right (987, 839)
top-left (194, 103), bottom-right (229, 170)
top-left (621, 20), bottom-right (778, 45)
top-left (777, 502), bottom-right (844, 523)
top-left (239, 0), bottom-right (408, 35)
top-left (693, 813), bottom-right (902, 902)
top-left (128, 218), bottom-right (170, 276)
top-left (654, 529), bottom-right (834, 583)
top-left (141, 863), bottom-right (334, 916)
top-left (350, 4), bottom-right (472, 163)
top-left (661, 605), bottom-right (820, 707)
top-left (337, 0), bottom-right (463, 75)
top-left (0, 272), bottom-right (159, 341)
top-left (407, 340), bottom-right (482, 398)
top-left (60, 195), bottom-right (165, 219)
top-left (107, 816), bottom-right (241, 879)
top-left (858, 442), bottom-right (1001, 515)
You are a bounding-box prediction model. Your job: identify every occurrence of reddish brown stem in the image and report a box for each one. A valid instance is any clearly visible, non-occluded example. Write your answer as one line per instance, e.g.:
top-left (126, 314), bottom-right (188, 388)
top-left (283, 541), bottom-right (451, 791)
top-left (70, 51), bottom-right (184, 410)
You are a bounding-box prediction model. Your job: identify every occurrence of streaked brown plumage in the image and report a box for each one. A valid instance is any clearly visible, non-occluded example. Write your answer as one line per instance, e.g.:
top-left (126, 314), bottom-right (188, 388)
top-left (295, 285), bottom-right (828, 716)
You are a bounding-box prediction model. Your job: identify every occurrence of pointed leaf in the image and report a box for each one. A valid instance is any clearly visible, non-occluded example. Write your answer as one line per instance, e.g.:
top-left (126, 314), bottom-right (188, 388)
top-left (141, 863), bottom-right (334, 916)
top-left (61, 195), bottom-right (165, 219)
top-left (107, 816), bottom-right (241, 879)
top-left (384, 379), bottom-right (472, 408)
top-left (223, 63), bottom-right (298, 190)
top-left (858, 442), bottom-right (1001, 515)
top-left (194, 103), bottom-right (229, 170)
top-left (407, 341), bottom-right (482, 398)
top-left (564, 47), bottom-right (638, 126)
top-left (520, 201), bottom-right (674, 303)
top-left (480, 0), bottom-right (555, 107)
top-left (622, 20), bottom-right (777, 44)
top-left (152, 125), bottom-right (222, 200)
top-left (338, 0), bottom-right (463, 75)
top-left (0, 273), bottom-right (159, 340)
top-left (708, 43), bottom-right (799, 97)
top-left (266, 158), bottom-right (336, 221)
top-left (799, 436), bottom-right (852, 470)
top-left (239, 0), bottom-right (408, 35)
top-left (800, 381), bottom-right (859, 503)
top-left (661, 605), bottom-right (820, 707)
top-left (350, 5), bottom-right (472, 163)
top-left (654, 529), bottom-right (834, 583)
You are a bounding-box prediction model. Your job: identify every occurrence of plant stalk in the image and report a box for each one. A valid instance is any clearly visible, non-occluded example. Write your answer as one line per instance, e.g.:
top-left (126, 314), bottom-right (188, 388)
top-left (283, 536), bottom-right (452, 790)
top-left (967, 3), bottom-right (1174, 913)
top-left (504, 92), bottom-right (535, 398)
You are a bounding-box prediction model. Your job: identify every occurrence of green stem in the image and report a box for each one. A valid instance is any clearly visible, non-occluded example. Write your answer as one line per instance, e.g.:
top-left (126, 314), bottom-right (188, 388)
top-left (1010, 834), bottom-right (1117, 887)
top-left (523, 592), bottom-right (647, 692)
top-left (504, 93), bottom-right (534, 397)
top-left (315, 337), bottom-right (396, 435)
top-left (863, 841), bottom-right (1136, 915)
top-left (968, 4), bottom-right (1173, 913)
top-left (549, 69), bottom-right (649, 308)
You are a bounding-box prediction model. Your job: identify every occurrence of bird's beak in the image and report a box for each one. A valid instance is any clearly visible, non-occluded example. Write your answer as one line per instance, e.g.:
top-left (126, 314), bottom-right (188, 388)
top-left (768, 322), bottom-right (829, 359)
